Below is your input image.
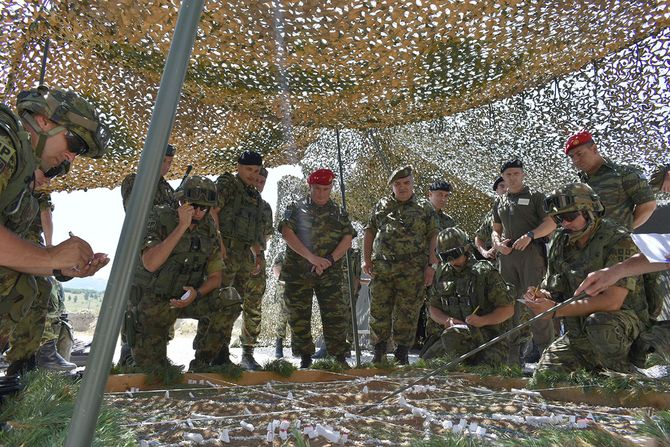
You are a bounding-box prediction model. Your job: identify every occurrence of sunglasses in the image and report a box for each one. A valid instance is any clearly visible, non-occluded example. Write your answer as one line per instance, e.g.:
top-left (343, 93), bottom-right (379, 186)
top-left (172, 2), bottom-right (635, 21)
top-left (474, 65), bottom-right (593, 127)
top-left (553, 211), bottom-right (581, 224)
top-left (438, 247), bottom-right (466, 263)
top-left (64, 130), bottom-right (89, 155)
top-left (192, 204), bottom-right (210, 212)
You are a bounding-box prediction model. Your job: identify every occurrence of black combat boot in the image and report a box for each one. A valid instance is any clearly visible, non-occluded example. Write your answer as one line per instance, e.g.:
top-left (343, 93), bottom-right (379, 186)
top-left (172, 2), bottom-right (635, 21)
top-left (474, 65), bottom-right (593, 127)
top-left (36, 340), bottom-right (77, 371)
top-left (6, 355), bottom-right (36, 376)
top-left (300, 354), bottom-right (312, 369)
top-left (394, 345), bottom-right (410, 365)
top-left (239, 346), bottom-right (261, 371)
top-left (118, 343), bottom-right (133, 367)
top-left (211, 345), bottom-right (233, 366)
top-left (274, 338), bottom-right (284, 359)
top-left (372, 343), bottom-right (386, 364)
top-left (334, 354), bottom-right (350, 369)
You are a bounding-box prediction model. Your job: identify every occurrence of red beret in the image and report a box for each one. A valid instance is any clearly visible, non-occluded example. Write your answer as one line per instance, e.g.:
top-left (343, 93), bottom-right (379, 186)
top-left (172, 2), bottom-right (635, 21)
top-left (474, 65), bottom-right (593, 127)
top-left (564, 131), bottom-right (594, 154)
top-left (307, 168), bottom-right (336, 185)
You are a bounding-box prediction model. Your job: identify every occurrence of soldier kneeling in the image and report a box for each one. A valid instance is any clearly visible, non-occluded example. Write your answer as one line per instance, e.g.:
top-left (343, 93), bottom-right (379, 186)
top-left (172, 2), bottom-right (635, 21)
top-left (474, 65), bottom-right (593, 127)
top-left (420, 228), bottom-right (514, 365)
top-left (130, 176), bottom-right (236, 371)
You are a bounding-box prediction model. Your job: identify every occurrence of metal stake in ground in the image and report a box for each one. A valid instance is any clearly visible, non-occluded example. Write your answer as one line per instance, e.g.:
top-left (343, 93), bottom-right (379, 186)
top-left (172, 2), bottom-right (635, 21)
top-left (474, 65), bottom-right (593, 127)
top-left (358, 292), bottom-right (588, 414)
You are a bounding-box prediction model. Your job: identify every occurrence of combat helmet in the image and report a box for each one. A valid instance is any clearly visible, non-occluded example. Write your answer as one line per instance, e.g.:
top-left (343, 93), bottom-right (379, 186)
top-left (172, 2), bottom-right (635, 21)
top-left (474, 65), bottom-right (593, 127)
top-left (175, 176), bottom-right (217, 207)
top-left (543, 182), bottom-right (604, 223)
top-left (16, 85), bottom-right (110, 159)
top-left (437, 227), bottom-right (471, 263)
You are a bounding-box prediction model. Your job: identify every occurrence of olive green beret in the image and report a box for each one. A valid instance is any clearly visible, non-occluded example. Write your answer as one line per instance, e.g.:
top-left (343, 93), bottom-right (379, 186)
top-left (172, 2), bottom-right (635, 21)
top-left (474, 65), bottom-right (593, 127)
top-left (649, 163), bottom-right (669, 191)
top-left (388, 165), bottom-right (413, 185)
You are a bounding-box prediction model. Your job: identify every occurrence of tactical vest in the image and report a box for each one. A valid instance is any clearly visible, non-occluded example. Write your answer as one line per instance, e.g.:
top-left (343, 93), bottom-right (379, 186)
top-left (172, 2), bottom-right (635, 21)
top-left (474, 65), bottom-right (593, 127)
top-left (134, 206), bottom-right (216, 298)
top-left (217, 173), bottom-right (263, 245)
top-left (0, 104), bottom-right (38, 236)
top-left (434, 262), bottom-right (481, 321)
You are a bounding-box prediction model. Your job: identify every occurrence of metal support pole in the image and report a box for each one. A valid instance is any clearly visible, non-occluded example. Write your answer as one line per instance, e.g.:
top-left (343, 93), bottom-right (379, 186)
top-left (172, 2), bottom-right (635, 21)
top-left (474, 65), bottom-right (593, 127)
top-left (359, 292), bottom-right (588, 413)
top-left (38, 38), bottom-right (49, 85)
top-left (65, 1), bottom-right (205, 445)
top-left (336, 129), bottom-right (361, 367)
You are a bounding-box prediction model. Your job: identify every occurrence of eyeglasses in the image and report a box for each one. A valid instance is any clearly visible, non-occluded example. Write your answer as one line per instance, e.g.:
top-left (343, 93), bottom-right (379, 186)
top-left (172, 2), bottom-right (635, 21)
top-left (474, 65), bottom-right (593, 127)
top-left (553, 211), bottom-right (581, 224)
top-left (64, 130), bottom-right (89, 155)
top-left (438, 247), bottom-right (466, 263)
top-left (192, 204), bottom-right (210, 212)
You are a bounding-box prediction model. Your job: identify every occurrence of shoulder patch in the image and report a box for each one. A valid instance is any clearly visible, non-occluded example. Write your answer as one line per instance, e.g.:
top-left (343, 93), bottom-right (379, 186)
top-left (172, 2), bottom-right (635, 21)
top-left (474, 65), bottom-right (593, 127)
top-left (0, 137), bottom-right (16, 172)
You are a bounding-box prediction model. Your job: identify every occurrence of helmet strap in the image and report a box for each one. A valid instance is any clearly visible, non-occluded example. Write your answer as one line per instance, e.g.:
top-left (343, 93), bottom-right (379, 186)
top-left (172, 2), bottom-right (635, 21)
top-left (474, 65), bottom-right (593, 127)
top-left (21, 112), bottom-right (66, 159)
top-left (566, 211), bottom-right (599, 244)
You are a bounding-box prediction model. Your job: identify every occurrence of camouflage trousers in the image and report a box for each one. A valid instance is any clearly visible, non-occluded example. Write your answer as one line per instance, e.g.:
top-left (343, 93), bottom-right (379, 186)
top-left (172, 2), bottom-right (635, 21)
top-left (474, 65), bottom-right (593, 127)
top-left (195, 246), bottom-right (255, 353)
top-left (41, 278), bottom-right (66, 346)
top-left (498, 245), bottom-right (553, 360)
top-left (2, 275), bottom-right (50, 362)
top-left (132, 288), bottom-right (236, 368)
top-left (535, 310), bottom-right (643, 375)
top-left (273, 294), bottom-right (290, 339)
top-left (241, 261), bottom-right (266, 346)
top-left (284, 267), bottom-right (350, 357)
top-left (420, 326), bottom-right (509, 366)
top-left (0, 273), bottom-right (39, 343)
top-left (369, 260), bottom-right (425, 347)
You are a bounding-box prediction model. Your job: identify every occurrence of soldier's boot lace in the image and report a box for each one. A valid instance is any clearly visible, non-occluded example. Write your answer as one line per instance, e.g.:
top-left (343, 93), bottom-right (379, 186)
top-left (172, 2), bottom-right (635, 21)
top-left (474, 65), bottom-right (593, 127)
top-left (300, 354), bottom-right (312, 369)
top-left (240, 346), bottom-right (261, 371)
top-left (36, 340), bottom-right (77, 371)
top-left (274, 338), bottom-right (284, 359)
top-left (211, 345), bottom-right (233, 366)
top-left (394, 345), bottom-right (410, 365)
top-left (372, 343), bottom-right (386, 364)
top-left (334, 354), bottom-right (350, 369)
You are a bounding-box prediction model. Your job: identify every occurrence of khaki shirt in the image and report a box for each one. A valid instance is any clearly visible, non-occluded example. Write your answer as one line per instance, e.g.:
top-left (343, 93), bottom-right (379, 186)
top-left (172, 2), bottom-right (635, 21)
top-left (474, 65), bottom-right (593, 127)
top-left (492, 186), bottom-right (546, 241)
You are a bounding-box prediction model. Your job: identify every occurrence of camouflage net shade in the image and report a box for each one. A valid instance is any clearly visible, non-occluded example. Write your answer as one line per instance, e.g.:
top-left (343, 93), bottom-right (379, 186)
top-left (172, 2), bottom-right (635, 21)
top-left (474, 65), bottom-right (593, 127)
top-left (1, 0), bottom-right (669, 229)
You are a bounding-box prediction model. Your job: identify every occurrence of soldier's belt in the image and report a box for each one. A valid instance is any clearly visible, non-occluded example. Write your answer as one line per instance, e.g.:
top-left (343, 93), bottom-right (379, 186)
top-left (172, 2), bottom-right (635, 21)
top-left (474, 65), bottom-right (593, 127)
top-left (374, 252), bottom-right (425, 263)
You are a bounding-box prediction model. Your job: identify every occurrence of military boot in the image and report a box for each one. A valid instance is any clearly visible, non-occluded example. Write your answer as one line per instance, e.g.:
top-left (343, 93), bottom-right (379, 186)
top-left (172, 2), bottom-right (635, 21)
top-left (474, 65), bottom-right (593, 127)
top-left (334, 354), bottom-right (350, 369)
top-left (372, 343), bottom-right (386, 364)
top-left (394, 345), bottom-right (410, 365)
top-left (300, 354), bottom-right (312, 369)
top-left (211, 345), bottom-right (233, 366)
top-left (36, 340), bottom-right (77, 371)
top-left (274, 338), bottom-right (284, 359)
top-left (239, 346), bottom-right (261, 371)
top-left (118, 343), bottom-right (133, 367)
top-left (6, 355), bottom-right (36, 376)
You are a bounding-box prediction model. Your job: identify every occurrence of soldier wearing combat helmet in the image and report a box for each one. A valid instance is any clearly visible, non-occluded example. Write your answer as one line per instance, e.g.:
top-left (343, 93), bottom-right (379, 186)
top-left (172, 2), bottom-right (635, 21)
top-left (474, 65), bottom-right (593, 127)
top-left (130, 176), bottom-right (233, 370)
top-left (524, 183), bottom-right (650, 374)
top-left (363, 165), bottom-right (440, 365)
top-left (0, 86), bottom-right (109, 377)
top-left (420, 227), bottom-right (514, 364)
top-left (279, 168), bottom-right (356, 368)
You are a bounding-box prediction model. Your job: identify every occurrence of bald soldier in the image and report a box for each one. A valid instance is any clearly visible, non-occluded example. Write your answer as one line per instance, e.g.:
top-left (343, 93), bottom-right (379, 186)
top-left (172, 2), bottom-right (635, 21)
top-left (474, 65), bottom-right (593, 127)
top-left (564, 130), bottom-right (656, 230)
top-left (279, 169), bottom-right (356, 368)
top-left (364, 166), bottom-right (439, 365)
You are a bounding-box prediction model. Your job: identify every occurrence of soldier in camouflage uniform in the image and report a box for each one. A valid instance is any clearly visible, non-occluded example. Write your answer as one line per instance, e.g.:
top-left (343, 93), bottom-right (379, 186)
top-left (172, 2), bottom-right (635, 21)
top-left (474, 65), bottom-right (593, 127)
top-left (279, 168), bottom-right (356, 368)
top-left (271, 252), bottom-right (288, 358)
top-left (131, 176), bottom-right (230, 370)
top-left (564, 130), bottom-right (656, 230)
top-left (363, 166), bottom-right (440, 365)
top-left (492, 158), bottom-right (556, 365)
top-left (421, 228), bottom-right (514, 364)
top-left (1, 87), bottom-right (109, 379)
top-left (206, 151), bottom-right (266, 370)
top-left (475, 176), bottom-right (506, 262)
top-left (524, 183), bottom-right (650, 374)
top-left (649, 163), bottom-right (670, 193)
top-left (119, 143), bottom-right (178, 366)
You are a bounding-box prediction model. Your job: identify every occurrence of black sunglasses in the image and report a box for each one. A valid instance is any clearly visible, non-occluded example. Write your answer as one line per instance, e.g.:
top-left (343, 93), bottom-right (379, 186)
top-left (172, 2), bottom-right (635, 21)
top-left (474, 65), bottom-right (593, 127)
top-left (64, 130), bottom-right (89, 155)
top-left (192, 204), bottom-right (210, 212)
top-left (553, 211), bottom-right (581, 224)
top-left (438, 247), bottom-right (466, 263)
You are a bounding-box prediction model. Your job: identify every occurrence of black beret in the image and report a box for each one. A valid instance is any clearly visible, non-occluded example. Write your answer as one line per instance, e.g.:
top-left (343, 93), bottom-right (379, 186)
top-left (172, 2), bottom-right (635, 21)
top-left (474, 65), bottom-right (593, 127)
top-left (238, 150), bottom-right (263, 166)
top-left (492, 176), bottom-right (504, 191)
top-left (165, 144), bottom-right (176, 156)
top-left (429, 181), bottom-right (452, 192)
top-left (500, 158), bottom-right (523, 173)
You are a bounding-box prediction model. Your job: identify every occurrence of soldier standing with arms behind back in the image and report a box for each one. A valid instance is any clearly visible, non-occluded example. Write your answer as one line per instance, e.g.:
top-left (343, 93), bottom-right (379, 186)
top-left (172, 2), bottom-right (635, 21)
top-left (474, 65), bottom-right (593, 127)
top-left (279, 168), bottom-right (356, 368)
top-left (364, 166), bottom-right (439, 365)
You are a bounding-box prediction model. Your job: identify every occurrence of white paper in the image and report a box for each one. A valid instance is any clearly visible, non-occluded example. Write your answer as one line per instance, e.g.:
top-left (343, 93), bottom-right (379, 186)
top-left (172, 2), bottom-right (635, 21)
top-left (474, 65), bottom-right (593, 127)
top-left (450, 324), bottom-right (470, 331)
top-left (631, 233), bottom-right (670, 263)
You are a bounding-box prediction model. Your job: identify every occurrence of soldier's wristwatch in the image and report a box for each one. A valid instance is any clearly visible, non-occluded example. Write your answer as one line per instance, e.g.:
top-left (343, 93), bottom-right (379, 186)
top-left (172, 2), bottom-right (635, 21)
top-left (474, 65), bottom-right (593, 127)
top-left (429, 263), bottom-right (439, 270)
top-left (526, 231), bottom-right (535, 240)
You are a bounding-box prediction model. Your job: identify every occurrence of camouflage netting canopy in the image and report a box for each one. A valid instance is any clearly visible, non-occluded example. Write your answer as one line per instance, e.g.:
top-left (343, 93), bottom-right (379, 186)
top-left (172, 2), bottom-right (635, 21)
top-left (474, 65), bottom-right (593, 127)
top-left (1, 0), bottom-right (669, 228)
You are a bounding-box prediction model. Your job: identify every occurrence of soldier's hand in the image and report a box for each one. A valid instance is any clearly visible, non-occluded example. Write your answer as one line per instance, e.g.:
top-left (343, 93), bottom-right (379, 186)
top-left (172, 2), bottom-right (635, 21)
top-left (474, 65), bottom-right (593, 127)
top-left (48, 236), bottom-right (95, 271)
top-left (465, 314), bottom-right (485, 328)
top-left (444, 317), bottom-right (465, 328)
top-left (363, 260), bottom-right (374, 277)
top-left (512, 234), bottom-right (532, 251)
top-left (574, 269), bottom-right (617, 297)
top-left (483, 247), bottom-right (497, 259)
top-left (170, 286), bottom-right (197, 308)
top-left (523, 287), bottom-right (554, 318)
top-left (496, 240), bottom-right (513, 255)
top-left (310, 255), bottom-right (332, 272)
top-left (60, 252), bottom-right (110, 278)
top-left (177, 203), bottom-right (195, 228)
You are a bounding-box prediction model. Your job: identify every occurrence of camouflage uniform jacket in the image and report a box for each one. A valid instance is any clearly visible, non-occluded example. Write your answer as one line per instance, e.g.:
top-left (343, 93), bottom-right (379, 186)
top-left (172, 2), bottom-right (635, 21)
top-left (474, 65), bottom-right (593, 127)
top-left (428, 257), bottom-right (513, 341)
top-left (0, 105), bottom-right (39, 297)
top-left (436, 209), bottom-right (456, 231)
top-left (475, 208), bottom-right (494, 247)
top-left (259, 198), bottom-right (273, 249)
top-left (366, 194), bottom-right (438, 263)
top-left (216, 172), bottom-right (264, 247)
top-left (542, 218), bottom-right (649, 336)
top-left (278, 196), bottom-right (356, 279)
top-left (133, 205), bottom-right (224, 298)
top-left (120, 173), bottom-right (176, 211)
top-left (578, 157), bottom-right (655, 230)
top-left (24, 191), bottom-right (52, 245)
